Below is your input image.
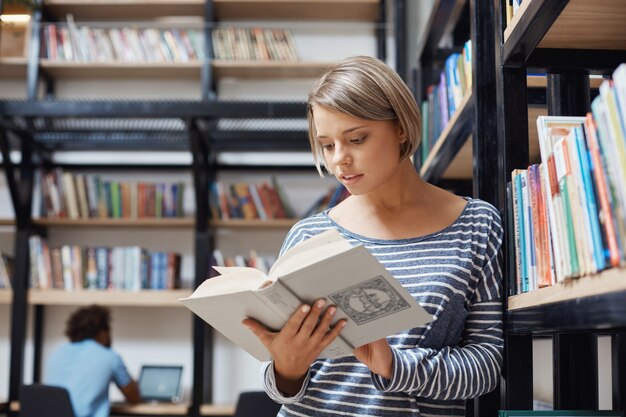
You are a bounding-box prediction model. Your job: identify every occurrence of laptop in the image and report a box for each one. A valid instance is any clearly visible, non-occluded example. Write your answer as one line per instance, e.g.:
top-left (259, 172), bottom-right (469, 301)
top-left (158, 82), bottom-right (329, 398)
top-left (138, 365), bottom-right (183, 404)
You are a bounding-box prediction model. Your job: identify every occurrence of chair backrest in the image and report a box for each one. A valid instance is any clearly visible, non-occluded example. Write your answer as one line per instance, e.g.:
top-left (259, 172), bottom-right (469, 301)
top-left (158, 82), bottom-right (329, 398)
top-left (233, 391), bottom-right (281, 417)
top-left (20, 384), bottom-right (76, 417)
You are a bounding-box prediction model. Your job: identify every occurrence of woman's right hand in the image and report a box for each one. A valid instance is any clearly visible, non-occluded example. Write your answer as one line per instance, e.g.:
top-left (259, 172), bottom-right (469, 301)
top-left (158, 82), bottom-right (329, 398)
top-left (242, 299), bottom-right (346, 395)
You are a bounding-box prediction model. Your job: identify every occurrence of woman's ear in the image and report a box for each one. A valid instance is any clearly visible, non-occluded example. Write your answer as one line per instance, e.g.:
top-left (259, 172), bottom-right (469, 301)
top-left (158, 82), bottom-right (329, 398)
top-left (396, 123), bottom-right (406, 143)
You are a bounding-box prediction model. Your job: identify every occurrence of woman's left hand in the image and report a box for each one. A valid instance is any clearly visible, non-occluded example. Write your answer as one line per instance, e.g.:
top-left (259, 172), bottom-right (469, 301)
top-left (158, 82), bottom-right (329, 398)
top-left (353, 338), bottom-right (393, 380)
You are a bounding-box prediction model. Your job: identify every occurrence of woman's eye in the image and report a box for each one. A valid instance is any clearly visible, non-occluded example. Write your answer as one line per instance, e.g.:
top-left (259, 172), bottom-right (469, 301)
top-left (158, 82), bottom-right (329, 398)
top-left (321, 143), bottom-right (335, 151)
top-left (351, 136), bottom-right (366, 144)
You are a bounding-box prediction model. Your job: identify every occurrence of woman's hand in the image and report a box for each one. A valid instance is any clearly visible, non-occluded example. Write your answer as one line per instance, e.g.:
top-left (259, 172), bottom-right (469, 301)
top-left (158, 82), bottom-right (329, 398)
top-left (243, 299), bottom-right (346, 396)
top-left (353, 338), bottom-right (393, 380)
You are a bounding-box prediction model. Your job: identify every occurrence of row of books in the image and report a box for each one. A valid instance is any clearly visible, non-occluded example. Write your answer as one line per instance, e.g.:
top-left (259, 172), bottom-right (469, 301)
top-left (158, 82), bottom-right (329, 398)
top-left (41, 15), bottom-right (204, 63)
top-left (508, 64), bottom-right (626, 294)
top-left (302, 184), bottom-right (349, 218)
top-left (212, 27), bottom-right (298, 61)
top-left (420, 39), bottom-right (472, 165)
top-left (209, 179), bottom-right (295, 221)
top-left (29, 235), bottom-right (182, 291)
top-left (0, 253), bottom-right (14, 289)
top-left (37, 168), bottom-right (186, 219)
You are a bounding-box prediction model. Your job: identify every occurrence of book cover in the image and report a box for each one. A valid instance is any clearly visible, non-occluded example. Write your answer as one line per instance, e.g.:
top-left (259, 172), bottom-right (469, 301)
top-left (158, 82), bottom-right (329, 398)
top-left (180, 229), bottom-right (432, 362)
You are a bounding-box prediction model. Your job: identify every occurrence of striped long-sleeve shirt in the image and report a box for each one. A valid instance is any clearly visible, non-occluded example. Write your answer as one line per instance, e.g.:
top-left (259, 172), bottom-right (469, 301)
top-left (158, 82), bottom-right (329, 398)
top-left (262, 197), bottom-right (504, 417)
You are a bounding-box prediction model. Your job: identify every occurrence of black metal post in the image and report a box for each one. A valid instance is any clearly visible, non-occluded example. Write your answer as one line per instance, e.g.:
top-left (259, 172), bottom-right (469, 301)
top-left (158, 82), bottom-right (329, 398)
top-left (503, 333), bottom-right (533, 408)
top-left (553, 333), bottom-right (598, 409)
top-left (470, 0), bottom-right (497, 206)
top-left (201, 0), bottom-right (216, 100)
top-left (189, 118), bottom-right (215, 416)
top-left (376, 0), bottom-right (387, 61)
top-left (613, 332), bottom-right (626, 410)
top-left (494, 0), bottom-right (531, 407)
top-left (33, 305), bottom-right (45, 383)
top-left (547, 70), bottom-right (590, 117)
top-left (2, 129), bottom-right (34, 406)
top-left (393, 0), bottom-right (406, 81)
top-left (494, 25), bottom-right (529, 211)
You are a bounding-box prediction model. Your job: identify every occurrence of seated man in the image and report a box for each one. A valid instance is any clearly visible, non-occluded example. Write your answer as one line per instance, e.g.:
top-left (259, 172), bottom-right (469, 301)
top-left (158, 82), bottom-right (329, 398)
top-left (44, 305), bottom-right (141, 417)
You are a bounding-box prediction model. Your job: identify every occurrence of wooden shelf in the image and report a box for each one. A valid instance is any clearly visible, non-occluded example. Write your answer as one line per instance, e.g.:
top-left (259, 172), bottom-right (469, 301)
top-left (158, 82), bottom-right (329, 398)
top-left (39, 61), bottom-right (202, 79)
top-left (213, 0), bottom-right (380, 21)
top-left (43, 0), bottom-right (205, 20)
top-left (0, 289), bottom-right (12, 304)
top-left (527, 74), bottom-right (604, 89)
top-left (111, 402), bottom-right (190, 415)
top-left (0, 218), bottom-right (15, 226)
top-left (28, 289), bottom-right (192, 307)
top-left (508, 267), bottom-right (626, 311)
top-left (211, 218), bottom-right (297, 228)
top-left (213, 60), bottom-right (334, 79)
top-left (503, 0), bottom-right (626, 66)
top-left (32, 217), bottom-right (195, 228)
top-left (539, 0), bottom-right (626, 50)
top-left (200, 404), bottom-right (236, 416)
top-left (0, 57), bottom-right (27, 79)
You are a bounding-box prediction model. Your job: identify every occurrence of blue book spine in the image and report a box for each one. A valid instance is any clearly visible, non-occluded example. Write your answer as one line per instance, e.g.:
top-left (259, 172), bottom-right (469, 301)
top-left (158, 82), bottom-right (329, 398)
top-left (515, 173), bottom-right (528, 292)
top-left (576, 126), bottom-right (606, 271)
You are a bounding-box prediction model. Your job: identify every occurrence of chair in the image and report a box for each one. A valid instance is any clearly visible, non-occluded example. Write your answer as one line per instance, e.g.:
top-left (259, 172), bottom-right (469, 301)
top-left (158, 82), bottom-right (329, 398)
top-left (233, 391), bottom-right (282, 417)
top-left (20, 384), bottom-right (76, 417)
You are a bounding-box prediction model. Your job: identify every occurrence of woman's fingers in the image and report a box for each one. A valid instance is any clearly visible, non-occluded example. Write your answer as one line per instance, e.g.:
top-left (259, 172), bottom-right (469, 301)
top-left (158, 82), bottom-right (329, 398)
top-left (298, 299), bottom-right (327, 337)
top-left (242, 318), bottom-right (275, 348)
top-left (280, 304), bottom-right (312, 337)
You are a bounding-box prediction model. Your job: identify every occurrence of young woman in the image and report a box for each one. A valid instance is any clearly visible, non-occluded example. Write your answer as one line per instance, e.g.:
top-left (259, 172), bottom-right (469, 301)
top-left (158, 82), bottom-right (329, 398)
top-left (243, 55), bottom-right (503, 417)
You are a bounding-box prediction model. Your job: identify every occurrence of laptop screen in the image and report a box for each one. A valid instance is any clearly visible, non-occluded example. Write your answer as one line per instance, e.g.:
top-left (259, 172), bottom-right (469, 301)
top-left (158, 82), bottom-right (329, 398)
top-left (138, 365), bottom-right (183, 403)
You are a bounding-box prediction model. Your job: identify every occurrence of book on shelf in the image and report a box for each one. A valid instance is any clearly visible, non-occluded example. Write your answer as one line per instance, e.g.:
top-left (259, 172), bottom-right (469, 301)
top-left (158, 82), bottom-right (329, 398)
top-left (180, 229), bottom-right (431, 361)
top-left (508, 63), bottom-right (626, 294)
top-left (28, 236), bottom-right (182, 291)
top-left (35, 168), bottom-right (186, 219)
top-left (212, 27), bottom-right (298, 62)
top-left (209, 179), bottom-right (293, 221)
top-left (302, 184), bottom-right (350, 218)
top-left (419, 39), bottom-right (472, 164)
top-left (41, 16), bottom-right (205, 63)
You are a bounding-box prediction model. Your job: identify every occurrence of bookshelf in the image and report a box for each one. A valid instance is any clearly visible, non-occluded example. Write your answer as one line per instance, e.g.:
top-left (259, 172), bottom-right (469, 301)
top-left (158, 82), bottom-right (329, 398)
top-left (0, 0), bottom-right (389, 414)
top-left (0, 58), bottom-right (27, 79)
top-left (495, 0), bottom-right (626, 410)
top-left (28, 289), bottom-right (191, 307)
top-left (31, 217), bottom-right (195, 227)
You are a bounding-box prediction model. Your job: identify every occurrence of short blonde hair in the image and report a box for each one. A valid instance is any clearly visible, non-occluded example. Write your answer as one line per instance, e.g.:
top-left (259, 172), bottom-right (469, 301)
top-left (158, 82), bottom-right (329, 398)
top-left (307, 55), bottom-right (421, 175)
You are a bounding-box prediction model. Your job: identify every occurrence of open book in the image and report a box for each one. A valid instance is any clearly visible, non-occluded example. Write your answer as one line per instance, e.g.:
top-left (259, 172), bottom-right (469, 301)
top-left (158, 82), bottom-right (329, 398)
top-left (179, 229), bottom-right (432, 361)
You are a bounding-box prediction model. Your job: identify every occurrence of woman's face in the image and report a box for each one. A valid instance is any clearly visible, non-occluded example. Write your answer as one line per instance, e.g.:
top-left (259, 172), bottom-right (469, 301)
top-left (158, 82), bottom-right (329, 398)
top-left (312, 105), bottom-right (405, 196)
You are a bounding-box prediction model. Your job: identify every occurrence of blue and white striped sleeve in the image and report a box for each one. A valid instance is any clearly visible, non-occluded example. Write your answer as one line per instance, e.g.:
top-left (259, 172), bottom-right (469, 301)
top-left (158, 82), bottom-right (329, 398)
top-left (371, 216), bottom-right (504, 400)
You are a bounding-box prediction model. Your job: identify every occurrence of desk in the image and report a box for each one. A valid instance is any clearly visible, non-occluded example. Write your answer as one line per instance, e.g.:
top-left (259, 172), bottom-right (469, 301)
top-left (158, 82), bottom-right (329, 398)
top-left (111, 403), bottom-right (189, 416)
top-left (200, 404), bottom-right (235, 416)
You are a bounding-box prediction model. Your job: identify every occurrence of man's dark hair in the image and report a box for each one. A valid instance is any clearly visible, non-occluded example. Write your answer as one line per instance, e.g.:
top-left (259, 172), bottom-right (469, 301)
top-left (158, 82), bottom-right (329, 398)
top-left (65, 305), bottom-right (111, 342)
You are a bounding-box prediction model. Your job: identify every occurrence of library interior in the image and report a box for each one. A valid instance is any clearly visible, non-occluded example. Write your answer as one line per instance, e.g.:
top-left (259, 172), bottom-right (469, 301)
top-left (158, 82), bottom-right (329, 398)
top-left (0, 0), bottom-right (625, 417)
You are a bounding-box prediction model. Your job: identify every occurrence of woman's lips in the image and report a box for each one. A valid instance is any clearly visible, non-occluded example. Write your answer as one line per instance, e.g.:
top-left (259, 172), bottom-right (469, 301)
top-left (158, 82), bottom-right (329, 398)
top-left (340, 174), bottom-right (363, 185)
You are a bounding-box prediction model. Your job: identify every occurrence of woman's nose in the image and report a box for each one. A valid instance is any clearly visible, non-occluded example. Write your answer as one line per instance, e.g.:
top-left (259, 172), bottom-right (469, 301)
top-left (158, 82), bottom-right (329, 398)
top-left (332, 143), bottom-right (351, 165)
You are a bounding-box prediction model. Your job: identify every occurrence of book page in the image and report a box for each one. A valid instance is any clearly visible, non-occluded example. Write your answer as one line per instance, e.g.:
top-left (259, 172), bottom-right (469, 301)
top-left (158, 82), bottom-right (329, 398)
top-left (187, 270), bottom-right (266, 298)
top-left (269, 229), bottom-right (351, 278)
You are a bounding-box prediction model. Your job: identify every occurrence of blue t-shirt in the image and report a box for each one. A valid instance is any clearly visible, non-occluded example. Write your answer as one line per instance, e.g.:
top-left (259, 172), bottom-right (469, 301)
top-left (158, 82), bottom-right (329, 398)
top-left (44, 339), bottom-right (132, 417)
